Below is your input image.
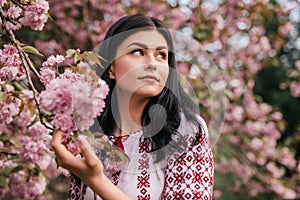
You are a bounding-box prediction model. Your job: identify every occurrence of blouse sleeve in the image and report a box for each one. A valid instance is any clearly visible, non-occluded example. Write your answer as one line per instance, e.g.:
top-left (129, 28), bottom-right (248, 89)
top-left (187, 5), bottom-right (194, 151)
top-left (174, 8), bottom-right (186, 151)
top-left (161, 120), bottom-right (214, 200)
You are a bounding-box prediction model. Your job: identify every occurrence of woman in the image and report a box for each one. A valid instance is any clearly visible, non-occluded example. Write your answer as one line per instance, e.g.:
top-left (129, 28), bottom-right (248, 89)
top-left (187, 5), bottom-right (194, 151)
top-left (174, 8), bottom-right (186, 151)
top-left (51, 13), bottom-right (214, 200)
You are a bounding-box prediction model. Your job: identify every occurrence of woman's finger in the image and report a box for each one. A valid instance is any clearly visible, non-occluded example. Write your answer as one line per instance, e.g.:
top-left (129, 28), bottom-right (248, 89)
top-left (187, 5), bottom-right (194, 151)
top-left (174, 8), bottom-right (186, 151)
top-left (51, 130), bottom-right (77, 169)
top-left (51, 130), bottom-right (63, 149)
top-left (51, 131), bottom-right (103, 179)
top-left (78, 136), bottom-right (102, 168)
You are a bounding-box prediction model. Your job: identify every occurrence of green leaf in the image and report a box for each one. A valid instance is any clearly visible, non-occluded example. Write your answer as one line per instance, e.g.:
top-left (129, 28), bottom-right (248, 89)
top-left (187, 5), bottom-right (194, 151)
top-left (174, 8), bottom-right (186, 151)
top-left (74, 53), bottom-right (80, 64)
top-left (15, 39), bottom-right (25, 47)
top-left (81, 133), bottom-right (95, 143)
top-left (28, 166), bottom-right (40, 176)
top-left (85, 52), bottom-right (103, 66)
top-left (0, 176), bottom-right (8, 187)
top-left (12, 80), bottom-right (25, 91)
top-left (22, 45), bottom-right (43, 56)
top-left (10, 165), bottom-right (25, 173)
top-left (0, 167), bottom-right (11, 177)
top-left (0, 133), bottom-right (11, 142)
top-left (65, 49), bottom-right (77, 58)
top-left (0, 91), bottom-right (8, 101)
top-left (71, 131), bottom-right (79, 141)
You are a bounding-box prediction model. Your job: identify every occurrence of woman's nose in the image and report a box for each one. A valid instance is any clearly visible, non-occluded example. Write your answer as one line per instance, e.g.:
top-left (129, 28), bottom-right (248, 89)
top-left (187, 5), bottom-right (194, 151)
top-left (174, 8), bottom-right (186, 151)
top-left (144, 54), bottom-right (157, 70)
top-left (144, 63), bottom-right (157, 71)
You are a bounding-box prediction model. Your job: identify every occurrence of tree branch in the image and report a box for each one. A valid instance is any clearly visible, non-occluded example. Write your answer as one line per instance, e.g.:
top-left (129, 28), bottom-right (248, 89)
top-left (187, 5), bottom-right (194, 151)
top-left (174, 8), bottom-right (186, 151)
top-left (0, 6), bottom-right (53, 130)
top-left (82, 0), bottom-right (96, 47)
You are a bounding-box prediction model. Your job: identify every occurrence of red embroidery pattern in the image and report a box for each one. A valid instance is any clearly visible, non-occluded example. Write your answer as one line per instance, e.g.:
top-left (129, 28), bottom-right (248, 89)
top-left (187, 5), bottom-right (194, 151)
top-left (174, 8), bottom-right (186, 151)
top-left (137, 142), bottom-right (150, 200)
top-left (138, 156), bottom-right (149, 170)
top-left (112, 171), bottom-right (120, 185)
top-left (68, 174), bottom-right (87, 200)
top-left (161, 133), bottom-right (214, 200)
top-left (137, 174), bottom-right (150, 188)
top-left (138, 194), bottom-right (150, 200)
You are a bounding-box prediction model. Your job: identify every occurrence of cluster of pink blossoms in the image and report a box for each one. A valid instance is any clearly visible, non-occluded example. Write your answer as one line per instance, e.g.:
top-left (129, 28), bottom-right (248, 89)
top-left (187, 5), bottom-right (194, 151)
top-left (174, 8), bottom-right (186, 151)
top-left (0, 0), bottom-right (49, 31)
top-left (19, 122), bottom-right (52, 170)
top-left (5, 124), bottom-right (51, 199)
top-left (1, 0), bottom-right (112, 198)
top-left (0, 44), bottom-right (26, 81)
top-left (0, 82), bottom-right (52, 198)
top-left (0, 93), bottom-right (21, 129)
top-left (39, 54), bottom-right (109, 153)
top-left (8, 170), bottom-right (47, 199)
top-left (20, 0), bottom-right (49, 31)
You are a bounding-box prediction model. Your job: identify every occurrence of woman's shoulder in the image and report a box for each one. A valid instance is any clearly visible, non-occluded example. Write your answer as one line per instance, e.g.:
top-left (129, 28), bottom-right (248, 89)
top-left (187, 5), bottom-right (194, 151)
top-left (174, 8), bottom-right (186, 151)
top-left (195, 114), bottom-right (208, 135)
top-left (167, 112), bottom-right (209, 160)
top-left (176, 112), bottom-right (208, 142)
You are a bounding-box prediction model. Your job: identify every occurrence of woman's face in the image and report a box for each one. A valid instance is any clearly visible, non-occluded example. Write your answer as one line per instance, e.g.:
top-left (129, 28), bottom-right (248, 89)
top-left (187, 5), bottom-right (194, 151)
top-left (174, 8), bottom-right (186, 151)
top-left (110, 30), bottom-right (169, 99)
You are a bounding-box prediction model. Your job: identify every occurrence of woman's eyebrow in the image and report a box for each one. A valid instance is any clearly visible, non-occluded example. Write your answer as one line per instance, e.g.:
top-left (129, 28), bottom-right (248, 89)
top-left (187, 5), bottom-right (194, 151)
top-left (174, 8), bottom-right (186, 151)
top-left (127, 42), bottom-right (167, 50)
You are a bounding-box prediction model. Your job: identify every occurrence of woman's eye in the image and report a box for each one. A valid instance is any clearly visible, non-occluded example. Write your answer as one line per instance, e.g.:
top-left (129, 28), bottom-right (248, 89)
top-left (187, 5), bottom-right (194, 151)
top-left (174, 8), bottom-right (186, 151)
top-left (157, 52), bottom-right (167, 60)
top-left (131, 49), bottom-right (143, 56)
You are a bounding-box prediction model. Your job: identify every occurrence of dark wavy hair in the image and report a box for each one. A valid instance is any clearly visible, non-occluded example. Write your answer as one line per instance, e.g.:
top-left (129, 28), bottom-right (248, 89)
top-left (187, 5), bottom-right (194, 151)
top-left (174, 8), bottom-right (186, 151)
top-left (96, 13), bottom-right (202, 160)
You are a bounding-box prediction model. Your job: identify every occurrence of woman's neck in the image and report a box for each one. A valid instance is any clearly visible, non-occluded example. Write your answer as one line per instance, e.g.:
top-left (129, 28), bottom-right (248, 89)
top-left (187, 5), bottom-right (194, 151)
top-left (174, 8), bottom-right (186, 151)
top-left (113, 90), bottom-right (149, 136)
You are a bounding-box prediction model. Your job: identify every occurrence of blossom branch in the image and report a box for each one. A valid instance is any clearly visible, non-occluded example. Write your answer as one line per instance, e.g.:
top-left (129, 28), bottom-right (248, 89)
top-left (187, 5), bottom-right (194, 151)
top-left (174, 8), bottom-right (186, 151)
top-left (82, 0), bottom-right (96, 47)
top-left (0, 6), bottom-right (53, 130)
top-left (10, 0), bottom-right (25, 10)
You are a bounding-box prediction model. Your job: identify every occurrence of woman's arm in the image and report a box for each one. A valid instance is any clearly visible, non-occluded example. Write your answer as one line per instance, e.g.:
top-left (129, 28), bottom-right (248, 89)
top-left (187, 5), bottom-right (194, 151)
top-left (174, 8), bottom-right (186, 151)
top-left (51, 130), bottom-right (132, 200)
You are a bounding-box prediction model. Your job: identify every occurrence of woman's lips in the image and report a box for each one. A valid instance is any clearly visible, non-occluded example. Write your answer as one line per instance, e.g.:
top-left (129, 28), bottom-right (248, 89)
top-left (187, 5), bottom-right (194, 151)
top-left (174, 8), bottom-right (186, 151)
top-left (138, 75), bottom-right (160, 82)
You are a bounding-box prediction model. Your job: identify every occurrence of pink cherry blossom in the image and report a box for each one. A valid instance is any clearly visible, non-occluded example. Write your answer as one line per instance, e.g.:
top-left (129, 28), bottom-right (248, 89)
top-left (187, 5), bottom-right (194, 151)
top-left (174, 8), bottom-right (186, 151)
top-left (72, 80), bottom-right (91, 102)
top-left (77, 61), bottom-right (91, 72)
top-left (247, 182), bottom-right (266, 196)
top-left (73, 99), bottom-right (95, 131)
top-left (0, 66), bottom-right (19, 81)
top-left (34, 39), bottom-right (64, 55)
top-left (13, 109), bottom-right (33, 129)
top-left (19, 0), bottom-right (49, 31)
top-left (270, 111), bottom-right (283, 121)
top-left (176, 62), bottom-right (190, 76)
top-left (6, 21), bottom-right (22, 31)
top-left (40, 78), bottom-right (73, 114)
top-left (249, 137), bottom-right (263, 151)
top-left (0, 97), bottom-right (21, 124)
top-left (279, 22), bottom-right (293, 36)
top-left (40, 67), bottom-right (56, 86)
top-left (59, 68), bottom-right (80, 82)
top-left (28, 121), bottom-right (51, 137)
top-left (8, 170), bottom-right (47, 199)
top-left (266, 162), bottom-right (285, 178)
top-left (0, 154), bottom-right (16, 169)
top-left (0, 45), bottom-right (25, 80)
top-left (6, 5), bottom-right (22, 18)
top-left (0, 0), bottom-right (7, 7)
top-left (95, 79), bottom-right (110, 98)
top-left (65, 139), bottom-right (82, 155)
top-left (231, 105), bottom-right (244, 122)
top-left (19, 135), bottom-right (52, 169)
top-left (51, 113), bottom-right (75, 132)
top-left (42, 54), bottom-right (65, 67)
top-left (269, 177), bottom-right (297, 199)
top-left (289, 81), bottom-right (300, 97)
top-left (278, 147), bottom-right (297, 169)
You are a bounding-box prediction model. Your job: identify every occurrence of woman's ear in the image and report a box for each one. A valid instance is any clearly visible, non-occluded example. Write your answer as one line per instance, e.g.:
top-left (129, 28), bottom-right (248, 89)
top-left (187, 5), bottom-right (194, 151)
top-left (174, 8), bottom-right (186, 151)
top-left (108, 64), bottom-right (116, 79)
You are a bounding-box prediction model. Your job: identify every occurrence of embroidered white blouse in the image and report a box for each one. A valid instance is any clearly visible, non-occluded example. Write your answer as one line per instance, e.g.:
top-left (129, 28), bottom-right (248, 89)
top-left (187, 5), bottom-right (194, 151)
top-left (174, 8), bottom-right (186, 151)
top-left (68, 116), bottom-right (214, 200)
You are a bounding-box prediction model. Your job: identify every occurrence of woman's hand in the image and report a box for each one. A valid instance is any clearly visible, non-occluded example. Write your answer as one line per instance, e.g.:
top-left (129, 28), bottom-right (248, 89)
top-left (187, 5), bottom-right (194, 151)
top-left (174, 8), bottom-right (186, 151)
top-left (51, 130), bottom-right (104, 183)
top-left (51, 130), bottom-right (132, 199)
